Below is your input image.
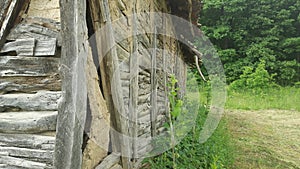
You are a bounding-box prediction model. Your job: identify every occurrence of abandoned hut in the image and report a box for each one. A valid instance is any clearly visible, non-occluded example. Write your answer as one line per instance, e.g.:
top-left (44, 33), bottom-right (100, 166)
top-left (0, 0), bottom-right (204, 168)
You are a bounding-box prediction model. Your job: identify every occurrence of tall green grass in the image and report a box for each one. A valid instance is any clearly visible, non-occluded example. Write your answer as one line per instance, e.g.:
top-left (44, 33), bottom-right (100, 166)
top-left (143, 105), bottom-right (234, 169)
top-left (226, 87), bottom-right (300, 111)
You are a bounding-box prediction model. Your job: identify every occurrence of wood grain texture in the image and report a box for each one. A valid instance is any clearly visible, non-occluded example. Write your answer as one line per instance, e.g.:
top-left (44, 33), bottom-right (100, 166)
top-left (0, 111), bottom-right (57, 133)
top-left (0, 91), bottom-right (61, 112)
top-left (0, 146), bottom-right (53, 163)
top-left (0, 75), bottom-right (61, 94)
top-left (0, 0), bottom-right (30, 49)
top-left (53, 0), bottom-right (88, 168)
top-left (0, 56), bottom-right (60, 77)
top-left (82, 45), bottom-right (110, 169)
top-left (0, 155), bottom-right (49, 169)
top-left (0, 133), bottom-right (55, 150)
top-left (7, 17), bottom-right (61, 46)
top-left (95, 153), bottom-right (120, 169)
top-left (0, 38), bottom-right (57, 56)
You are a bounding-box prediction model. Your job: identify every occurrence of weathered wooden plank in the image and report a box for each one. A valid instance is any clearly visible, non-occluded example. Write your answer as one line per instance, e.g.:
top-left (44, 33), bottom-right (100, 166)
top-left (129, 5), bottom-right (139, 160)
top-left (0, 38), bottom-right (35, 55)
top-left (0, 56), bottom-right (60, 77)
top-left (93, 0), bottom-right (131, 168)
top-left (0, 111), bottom-right (57, 133)
top-left (111, 164), bottom-right (123, 169)
top-left (0, 133), bottom-right (55, 150)
top-left (95, 153), bottom-right (120, 169)
top-left (82, 46), bottom-right (110, 169)
top-left (0, 0), bottom-right (12, 25)
top-left (88, 0), bottom-right (124, 162)
top-left (0, 147), bottom-right (53, 163)
top-left (26, 0), bottom-right (61, 22)
top-left (150, 21), bottom-right (158, 137)
top-left (0, 155), bottom-right (47, 169)
top-left (1, 38), bottom-right (57, 56)
top-left (53, 0), bottom-right (88, 168)
top-left (100, 0), bottom-right (132, 169)
top-left (7, 19), bottom-right (61, 46)
top-left (0, 0), bottom-right (29, 49)
top-left (0, 91), bottom-right (61, 112)
top-left (23, 17), bottom-right (61, 32)
top-left (0, 75), bottom-right (61, 94)
top-left (34, 38), bottom-right (56, 56)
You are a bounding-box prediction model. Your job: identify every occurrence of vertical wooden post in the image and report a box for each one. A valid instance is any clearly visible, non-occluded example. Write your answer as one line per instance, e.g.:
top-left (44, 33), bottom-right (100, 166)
top-left (129, 0), bottom-right (139, 160)
top-left (150, 2), bottom-right (158, 137)
top-left (54, 0), bottom-right (88, 168)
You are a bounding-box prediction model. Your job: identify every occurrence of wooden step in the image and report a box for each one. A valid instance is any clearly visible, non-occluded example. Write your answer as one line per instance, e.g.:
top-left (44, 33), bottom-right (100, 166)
top-left (0, 155), bottom-right (51, 169)
top-left (0, 56), bottom-right (60, 77)
top-left (0, 91), bottom-right (61, 112)
top-left (0, 111), bottom-right (57, 133)
top-left (0, 38), bottom-right (57, 56)
top-left (0, 134), bottom-right (55, 168)
top-left (0, 76), bottom-right (61, 94)
top-left (0, 133), bottom-right (55, 150)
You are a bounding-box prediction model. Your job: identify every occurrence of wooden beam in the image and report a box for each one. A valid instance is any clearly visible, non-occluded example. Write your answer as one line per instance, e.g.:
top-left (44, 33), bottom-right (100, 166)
top-left (0, 91), bottom-right (61, 112)
top-left (129, 0), bottom-right (139, 160)
top-left (0, 76), bottom-right (61, 94)
top-left (53, 0), bottom-right (88, 168)
top-left (0, 38), bottom-right (57, 56)
top-left (0, 146), bottom-right (54, 163)
top-left (0, 0), bottom-right (30, 50)
top-left (7, 20), bottom-right (61, 47)
top-left (0, 155), bottom-right (49, 169)
top-left (150, 2), bottom-right (158, 137)
top-left (0, 111), bottom-right (57, 134)
top-left (0, 56), bottom-right (60, 77)
top-left (88, 0), bottom-right (132, 168)
top-left (0, 133), bottom-right (55, 150)
top-left (95, 153), bottom-right (121, 169)
top-left (82, 45), bottom-right (110, 169)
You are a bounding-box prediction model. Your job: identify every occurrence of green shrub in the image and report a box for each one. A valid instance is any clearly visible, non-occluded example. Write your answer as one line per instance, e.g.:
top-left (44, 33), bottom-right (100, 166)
top-left (229, 60), bottom-right (278, 93)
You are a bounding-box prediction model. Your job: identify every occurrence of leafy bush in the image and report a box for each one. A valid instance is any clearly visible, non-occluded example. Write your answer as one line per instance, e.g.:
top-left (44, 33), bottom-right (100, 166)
top-left (229, 60), bottom-right (278, 92)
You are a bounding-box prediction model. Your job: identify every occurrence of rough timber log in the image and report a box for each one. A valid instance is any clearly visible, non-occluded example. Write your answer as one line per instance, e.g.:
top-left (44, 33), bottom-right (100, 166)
top-left (0, 38), bottom-right (57, 56)
top-left (0, 91), bottom-right (61, 112)
top-left (0, 155), bottom-right (51, 169)
top-left (95, 153), bottom-right (121, 169)
top-left (0, 76), bottom-right (61, 94)
top-left (0, 133), bottom-right (55, 150)
top-left (0, 0), bottom-right (30, 49)
top-left (0, 56), bottom-right (60, 77)
top-left (7, 17), bottom-right (62, 46)
top-left (0, 111), bottom-right (57, 133)
top-left (53, 0), bottom-right (88, 168)
top-left (81, 46), bottom-right (110, 169)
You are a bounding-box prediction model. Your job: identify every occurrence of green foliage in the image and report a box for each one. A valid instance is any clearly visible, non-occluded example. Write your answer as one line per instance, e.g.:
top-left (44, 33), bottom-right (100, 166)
top-left (229, 60), bottom-right (277, 92)
top-left (144, 76), bottom-right (233, 168)
top-left (200, 0), bottom-right (300, 86)
top-left (143, 106), bottom-right (234, 169)
top-left (168, 75), bottom-right (183, 121)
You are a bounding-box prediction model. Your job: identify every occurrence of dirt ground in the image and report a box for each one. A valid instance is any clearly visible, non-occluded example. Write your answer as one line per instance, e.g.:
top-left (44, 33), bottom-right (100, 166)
top-left (225, 109), bottom-right (300, 169)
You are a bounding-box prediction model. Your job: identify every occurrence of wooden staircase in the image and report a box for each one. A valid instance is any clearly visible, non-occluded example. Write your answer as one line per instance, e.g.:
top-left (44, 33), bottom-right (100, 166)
top-left (0, 14), bottom-right (61, 168)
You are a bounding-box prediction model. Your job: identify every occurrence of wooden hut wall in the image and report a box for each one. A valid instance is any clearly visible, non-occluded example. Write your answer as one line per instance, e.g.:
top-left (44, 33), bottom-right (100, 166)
top-left (88, 0), bottom-right (187, 168)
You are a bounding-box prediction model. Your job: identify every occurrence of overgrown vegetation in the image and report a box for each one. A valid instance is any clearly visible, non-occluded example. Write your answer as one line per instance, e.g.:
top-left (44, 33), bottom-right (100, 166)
top-left (143, 105), bottom-right (234, 169)
top-left (143, 0), bottom-right (300, 167)
top-left (225, 55), bottom-right (300, 111)
top-left (143, 74), bottom-right (234, 169)
top-left (200, 0), bottom-right (300, 86)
